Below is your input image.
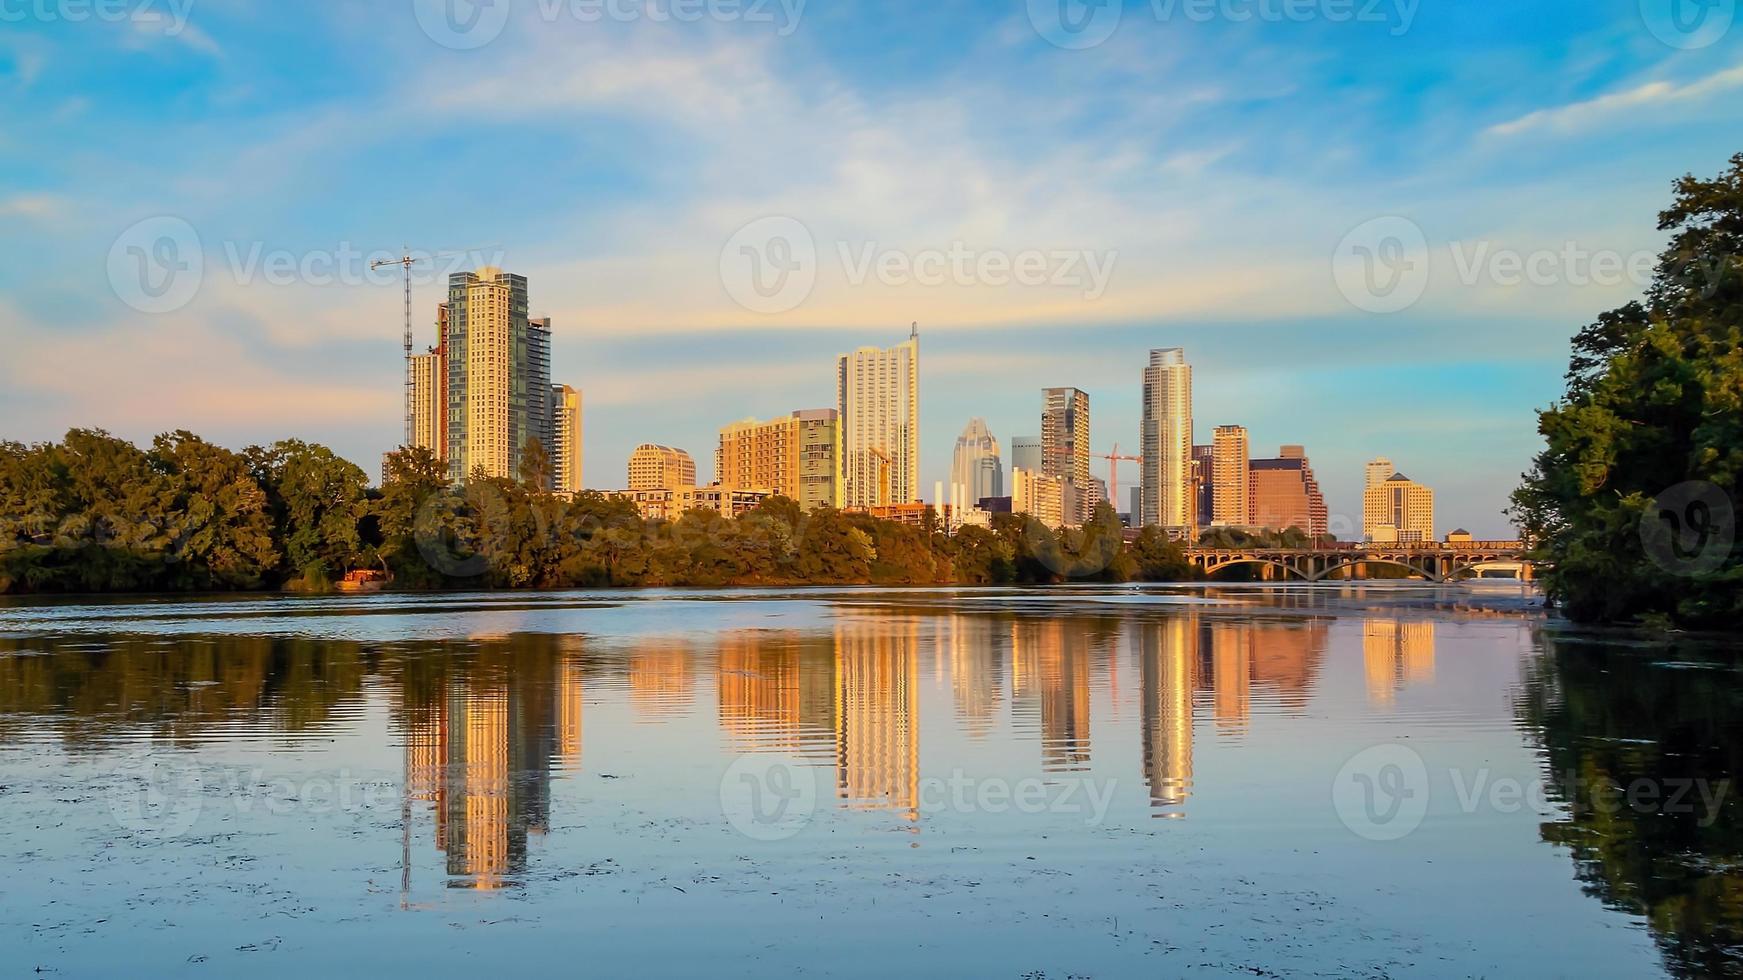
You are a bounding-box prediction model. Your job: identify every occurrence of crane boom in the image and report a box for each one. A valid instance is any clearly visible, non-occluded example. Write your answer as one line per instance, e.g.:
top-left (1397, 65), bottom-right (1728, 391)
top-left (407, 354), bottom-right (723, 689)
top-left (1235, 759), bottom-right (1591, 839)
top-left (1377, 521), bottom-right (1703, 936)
top-left (371, 249), bottom-right (426, 448)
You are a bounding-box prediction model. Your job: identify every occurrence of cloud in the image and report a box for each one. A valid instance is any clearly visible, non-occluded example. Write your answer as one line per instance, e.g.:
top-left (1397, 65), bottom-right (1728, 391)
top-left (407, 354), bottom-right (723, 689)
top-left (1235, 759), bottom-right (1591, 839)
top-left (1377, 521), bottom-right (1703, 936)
top-left (1487, 63), bottom-right (1743, 137)
top-left (0, 194), bottom-right (65, 220)
top-left (128, 9), bottom-right (223, 56)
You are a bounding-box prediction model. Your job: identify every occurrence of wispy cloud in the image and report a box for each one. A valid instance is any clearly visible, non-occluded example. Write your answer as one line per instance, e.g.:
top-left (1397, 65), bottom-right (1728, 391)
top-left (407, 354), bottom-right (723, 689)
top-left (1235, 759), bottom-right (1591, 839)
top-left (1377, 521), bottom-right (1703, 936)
top-left (1488, 63), bottom-right (1743, 137)
top-left (0, 194), bottom-right (66, 220)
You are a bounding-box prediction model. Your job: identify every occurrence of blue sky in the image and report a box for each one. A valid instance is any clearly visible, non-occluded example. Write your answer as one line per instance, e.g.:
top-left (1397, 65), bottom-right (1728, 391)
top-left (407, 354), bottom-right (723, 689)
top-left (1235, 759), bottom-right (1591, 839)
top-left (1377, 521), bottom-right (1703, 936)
top-left (3, 0), bottom-right (1741, 536)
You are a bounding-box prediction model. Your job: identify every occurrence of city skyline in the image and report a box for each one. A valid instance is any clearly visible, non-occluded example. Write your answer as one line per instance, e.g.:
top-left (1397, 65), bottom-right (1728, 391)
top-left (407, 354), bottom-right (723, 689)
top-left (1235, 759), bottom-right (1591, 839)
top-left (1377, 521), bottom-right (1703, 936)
top-left (7, 6), bottom-right (1735, 537)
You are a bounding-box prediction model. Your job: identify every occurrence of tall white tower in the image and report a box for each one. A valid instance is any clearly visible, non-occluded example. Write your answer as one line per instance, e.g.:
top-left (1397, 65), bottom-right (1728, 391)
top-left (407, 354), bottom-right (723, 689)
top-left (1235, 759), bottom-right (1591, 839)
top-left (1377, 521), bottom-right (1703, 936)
top-left (1140, 348), bottom-right (1193, 528)
top-left (837, 324), bottom-right (921, 507)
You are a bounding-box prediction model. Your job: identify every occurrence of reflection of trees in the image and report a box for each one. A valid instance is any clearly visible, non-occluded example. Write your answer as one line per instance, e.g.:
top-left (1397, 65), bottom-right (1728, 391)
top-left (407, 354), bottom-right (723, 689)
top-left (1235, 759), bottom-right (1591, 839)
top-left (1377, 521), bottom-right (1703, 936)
top-left (0, 634), bottom-right (367, 745)
top-left (1519, 637), bottom-right (1743, 979)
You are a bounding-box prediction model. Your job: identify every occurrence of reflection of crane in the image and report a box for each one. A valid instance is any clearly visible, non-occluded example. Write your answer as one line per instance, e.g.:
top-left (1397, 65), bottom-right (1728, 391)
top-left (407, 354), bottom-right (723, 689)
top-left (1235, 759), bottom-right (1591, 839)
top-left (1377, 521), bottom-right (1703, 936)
top-left (1095, 444), bottom-right (1143, 506)
top-left (371, 248), bottom-right (429, 447)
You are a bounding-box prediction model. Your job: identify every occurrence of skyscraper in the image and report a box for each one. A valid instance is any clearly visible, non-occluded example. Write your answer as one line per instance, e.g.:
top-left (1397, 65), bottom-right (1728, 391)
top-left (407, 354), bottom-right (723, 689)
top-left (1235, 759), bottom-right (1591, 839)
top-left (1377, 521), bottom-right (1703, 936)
top-left (716, 409), bottom-right (843, 511)
top-left (951, 418), bottom-right (1003, 505)
top-left (550, 385), bottom-right (583, 494)
top-left (1010, 435), bottom-right (1042, 475)
top-left (1211, 425), bottom-right (1250, 526)
top-left (1191, 443), bottom-right (1214, 527)
top-left (627, 444), bottom-right (696, 490)
top-left (1042, 387), bottom-right (1092, 525)
top-left (837, 325), bottom-right (920, 507)
top-left (1141, 348), bottom-right (1193, 529)
top-left (444, 268), bottom-right (551, 482)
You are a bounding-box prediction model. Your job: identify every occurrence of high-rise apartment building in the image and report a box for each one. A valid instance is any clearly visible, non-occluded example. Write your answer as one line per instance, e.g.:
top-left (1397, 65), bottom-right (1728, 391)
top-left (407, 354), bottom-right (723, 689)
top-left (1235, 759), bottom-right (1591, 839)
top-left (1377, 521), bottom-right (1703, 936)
top-left (1211, 425), bottom-right (1250, 526)
top-left (1011, 467), bottom-right (1066, 530)
top-left (410, 350), bottom-right (446, 459)
top-left (1042, 387), bottom-right (1091, 526)
top-left (951, 418), bottom-right (1003, 506)
top-left (1191, 444), bottom-right (1214, 527)
top-left (1010, 436), bottom-right (1042, 475)
top-left (550, 385), bottom-right (583, 494)
top-left (445, 268), bottom-right (550, 482)
top-left (1364, 472), bottom-right (1435, 542)
top-left (837, 326), bottom-right (920, 508)
top-left (716, 409), bottom-right (843, 511)
top-left (1140, 348), bottom-right (1193, 529)
top-left (1250, 445), bottom-right (1328, 537)
top-left (628, 444), bottom-right (697, 490)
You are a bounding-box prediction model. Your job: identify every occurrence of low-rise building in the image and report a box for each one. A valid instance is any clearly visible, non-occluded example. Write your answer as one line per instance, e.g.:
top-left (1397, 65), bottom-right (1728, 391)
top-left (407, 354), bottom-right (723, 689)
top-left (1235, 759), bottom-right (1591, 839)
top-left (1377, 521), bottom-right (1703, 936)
top-left (608, 484), bottom-right (772, 521)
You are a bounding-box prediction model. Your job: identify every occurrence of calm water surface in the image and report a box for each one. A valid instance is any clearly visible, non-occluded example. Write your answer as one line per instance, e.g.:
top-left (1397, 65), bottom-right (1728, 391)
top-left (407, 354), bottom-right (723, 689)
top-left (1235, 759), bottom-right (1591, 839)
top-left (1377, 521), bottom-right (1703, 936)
top-left (2, 584), bottom-right (1740, 977)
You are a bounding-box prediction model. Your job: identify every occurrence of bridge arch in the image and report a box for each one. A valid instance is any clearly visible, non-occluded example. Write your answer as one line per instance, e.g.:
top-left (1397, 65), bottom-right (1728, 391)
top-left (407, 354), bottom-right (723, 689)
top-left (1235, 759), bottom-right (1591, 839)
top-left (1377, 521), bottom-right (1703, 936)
top-left (1313, 557), bottom-right (1444, 583)
top-left (1201, 558), bottom-right (1313, 581)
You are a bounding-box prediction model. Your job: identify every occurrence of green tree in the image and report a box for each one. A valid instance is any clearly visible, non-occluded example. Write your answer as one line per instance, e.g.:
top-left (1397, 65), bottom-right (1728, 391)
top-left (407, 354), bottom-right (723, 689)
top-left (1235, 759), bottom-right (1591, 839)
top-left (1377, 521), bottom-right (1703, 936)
top-left (1512, 153), bottom-right (1743, 626)
top-left (248, 439), bottom-right (369, 589)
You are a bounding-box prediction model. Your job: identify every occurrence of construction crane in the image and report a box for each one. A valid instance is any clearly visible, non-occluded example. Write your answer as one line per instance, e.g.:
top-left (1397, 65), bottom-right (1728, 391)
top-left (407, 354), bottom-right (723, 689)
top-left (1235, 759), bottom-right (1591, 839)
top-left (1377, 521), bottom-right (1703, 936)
top-left (371, 248), bottom-right (429, 448)
top-left (1095, 444), bottom-right (1143, 508)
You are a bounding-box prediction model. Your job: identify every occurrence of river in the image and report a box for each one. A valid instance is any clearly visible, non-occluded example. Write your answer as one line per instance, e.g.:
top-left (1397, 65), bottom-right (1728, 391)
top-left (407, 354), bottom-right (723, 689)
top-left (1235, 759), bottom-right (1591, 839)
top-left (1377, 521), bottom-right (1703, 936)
top-left (1, 583), bottom-right (1738, 977)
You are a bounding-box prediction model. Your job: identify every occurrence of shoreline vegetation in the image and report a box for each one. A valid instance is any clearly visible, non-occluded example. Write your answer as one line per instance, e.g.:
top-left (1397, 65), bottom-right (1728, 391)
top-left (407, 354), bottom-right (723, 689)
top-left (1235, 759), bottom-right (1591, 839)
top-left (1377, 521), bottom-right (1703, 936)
top-left (1511, 152), bottom-right (1743, 629)
top-left (0, 438), bottom-right (1202, 597)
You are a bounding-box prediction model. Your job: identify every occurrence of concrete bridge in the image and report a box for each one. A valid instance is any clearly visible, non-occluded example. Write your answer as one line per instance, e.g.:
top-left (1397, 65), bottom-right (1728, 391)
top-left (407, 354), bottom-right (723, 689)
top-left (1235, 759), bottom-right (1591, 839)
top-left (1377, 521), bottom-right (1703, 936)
top-left (1184, 542), bottom-right (1533, 583)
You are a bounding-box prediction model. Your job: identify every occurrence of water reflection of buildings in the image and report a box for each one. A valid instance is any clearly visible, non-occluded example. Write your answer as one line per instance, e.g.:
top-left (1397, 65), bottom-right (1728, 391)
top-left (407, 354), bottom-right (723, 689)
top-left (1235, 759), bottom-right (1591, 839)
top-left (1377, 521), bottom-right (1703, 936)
top-left (628, 641), bottom-right (696, 718)
top-left (1011, 620), bottom-right (1092, 772)
top-left (1141, 618), bottom-right (1196, 812)
top-left (716, 633), bottom-right (836, 755)
top-left (1139, 613), bottom-right (1331, 814)
top-left (834, 618), bottom-right (920, 820)
top-left (713, 620), bottom-right (919, 820)
top-left (402, 642), bottom-right (582, 890)
top-left (1362, 619), bottom-right (1437, 705)
top-left (944, 616), bottom-right (1002, 739)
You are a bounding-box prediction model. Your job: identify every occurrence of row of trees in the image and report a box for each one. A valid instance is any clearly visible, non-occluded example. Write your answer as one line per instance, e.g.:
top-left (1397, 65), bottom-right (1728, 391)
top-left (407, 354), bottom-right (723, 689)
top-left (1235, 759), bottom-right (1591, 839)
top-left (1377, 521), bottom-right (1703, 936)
top-left (0, 434), bottom-right (1198, 595)
top-left (1512, 152), bottom-right (1743, 626)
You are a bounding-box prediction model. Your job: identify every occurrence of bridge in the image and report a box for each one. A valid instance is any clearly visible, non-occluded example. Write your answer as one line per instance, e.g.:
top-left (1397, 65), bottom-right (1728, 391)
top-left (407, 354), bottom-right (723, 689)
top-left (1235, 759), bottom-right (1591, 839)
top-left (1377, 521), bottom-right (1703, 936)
top-left (1183, 541), bottom-right (1533, 583)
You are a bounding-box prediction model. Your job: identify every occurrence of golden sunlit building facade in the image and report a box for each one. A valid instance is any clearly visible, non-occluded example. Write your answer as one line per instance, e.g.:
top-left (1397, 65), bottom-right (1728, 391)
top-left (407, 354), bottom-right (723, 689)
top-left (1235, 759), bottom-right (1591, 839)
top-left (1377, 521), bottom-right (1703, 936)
top-left (715, 409), bottom-right (843, 511)
top-left (1364, 472), bottom-right (1436, 543)
top-left (627, 443), bottom-right (696, 490)
top-left (838, 326), bottom-right (920, 508)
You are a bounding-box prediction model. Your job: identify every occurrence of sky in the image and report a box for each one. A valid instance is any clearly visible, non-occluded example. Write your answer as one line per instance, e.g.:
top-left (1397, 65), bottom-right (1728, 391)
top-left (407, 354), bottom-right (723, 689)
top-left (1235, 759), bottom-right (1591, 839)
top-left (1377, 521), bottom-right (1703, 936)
top-left (3, 0), bottom-right (1741, 537)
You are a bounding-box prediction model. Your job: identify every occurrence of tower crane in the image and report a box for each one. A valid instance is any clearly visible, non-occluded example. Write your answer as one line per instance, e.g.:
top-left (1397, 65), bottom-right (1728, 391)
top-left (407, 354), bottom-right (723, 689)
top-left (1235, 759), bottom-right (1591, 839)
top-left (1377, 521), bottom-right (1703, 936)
top-left (1095, 444), bottom-right (1143, 507)
top-left (371, 248), bottom-right (429, 448)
